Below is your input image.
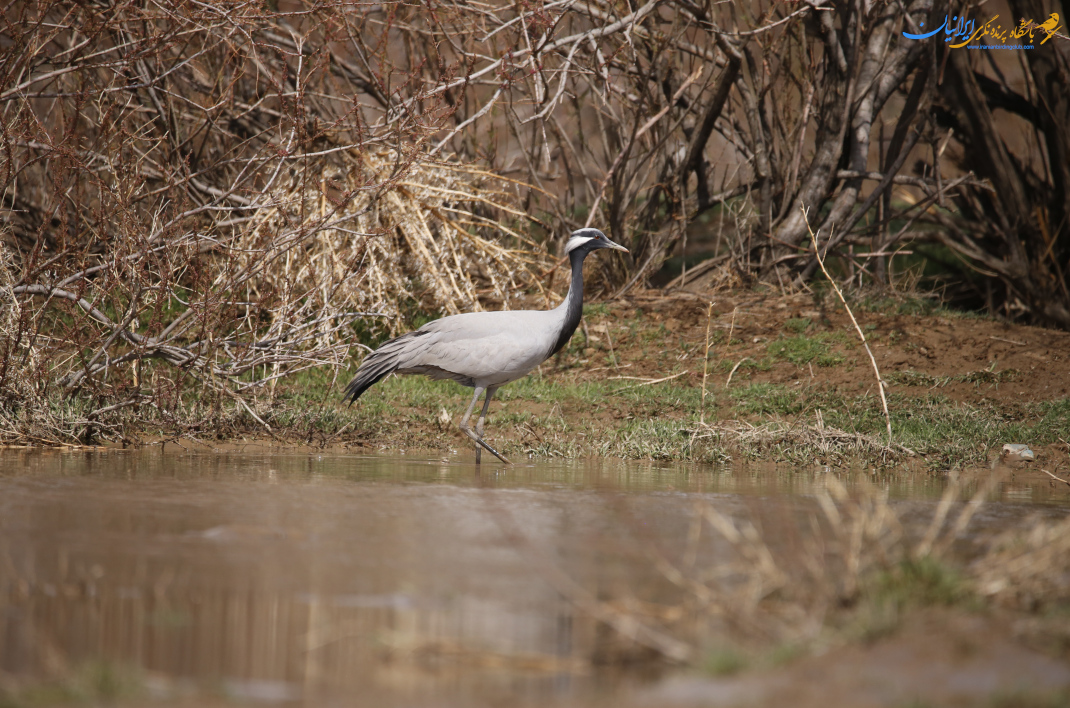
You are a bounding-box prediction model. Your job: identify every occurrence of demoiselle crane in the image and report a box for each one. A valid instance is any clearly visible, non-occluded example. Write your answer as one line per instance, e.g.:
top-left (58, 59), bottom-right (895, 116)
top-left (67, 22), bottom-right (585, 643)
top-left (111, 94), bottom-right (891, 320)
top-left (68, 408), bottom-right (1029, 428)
top-left (344, 228), bottom-right (628, 464)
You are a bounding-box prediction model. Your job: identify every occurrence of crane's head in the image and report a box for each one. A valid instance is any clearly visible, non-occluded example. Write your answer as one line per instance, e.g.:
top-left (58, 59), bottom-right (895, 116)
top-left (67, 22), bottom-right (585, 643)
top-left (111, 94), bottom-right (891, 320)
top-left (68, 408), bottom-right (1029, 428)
top-left (565, 228), bottom-right (629, 256)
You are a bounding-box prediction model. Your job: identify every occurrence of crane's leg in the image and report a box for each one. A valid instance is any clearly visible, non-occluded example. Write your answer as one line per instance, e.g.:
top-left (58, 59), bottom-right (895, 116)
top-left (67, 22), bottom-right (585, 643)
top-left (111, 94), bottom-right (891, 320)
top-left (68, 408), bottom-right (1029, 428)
top-left (473, 386), bottom-right (498, 464)
top-left (458, 386), bottom-right (510, 465)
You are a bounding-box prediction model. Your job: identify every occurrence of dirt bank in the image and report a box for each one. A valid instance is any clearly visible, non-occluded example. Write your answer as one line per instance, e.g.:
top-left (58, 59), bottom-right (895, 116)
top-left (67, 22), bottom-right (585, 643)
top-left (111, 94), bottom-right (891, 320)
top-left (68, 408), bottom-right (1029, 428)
top-left (331, 288), bottom-right (1070, 470)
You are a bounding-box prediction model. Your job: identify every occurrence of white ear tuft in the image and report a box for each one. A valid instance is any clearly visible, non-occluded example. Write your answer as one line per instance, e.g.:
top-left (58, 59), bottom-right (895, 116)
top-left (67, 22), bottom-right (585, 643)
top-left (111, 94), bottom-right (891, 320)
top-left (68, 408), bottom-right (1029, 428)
top-left (565, 234), bottom-right (595, 253)
top-left (565, 228), bottom-right (605, 253)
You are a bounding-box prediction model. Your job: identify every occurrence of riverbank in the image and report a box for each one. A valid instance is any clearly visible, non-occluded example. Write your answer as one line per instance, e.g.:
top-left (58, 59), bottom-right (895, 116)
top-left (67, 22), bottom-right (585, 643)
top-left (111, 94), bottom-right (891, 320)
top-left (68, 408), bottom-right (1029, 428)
top-left (315, 289), bottom-right (1070, 471)
top-left (10, 288), bottom-right (1070, 472)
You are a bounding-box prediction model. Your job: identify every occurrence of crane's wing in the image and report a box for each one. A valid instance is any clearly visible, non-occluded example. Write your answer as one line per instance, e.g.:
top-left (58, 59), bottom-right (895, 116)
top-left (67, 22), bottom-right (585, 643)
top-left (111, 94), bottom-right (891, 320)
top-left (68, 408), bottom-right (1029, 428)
top-left (343, 329), bottom-right (436, 402)
top-left (343, 310), bottom-right (560, 403)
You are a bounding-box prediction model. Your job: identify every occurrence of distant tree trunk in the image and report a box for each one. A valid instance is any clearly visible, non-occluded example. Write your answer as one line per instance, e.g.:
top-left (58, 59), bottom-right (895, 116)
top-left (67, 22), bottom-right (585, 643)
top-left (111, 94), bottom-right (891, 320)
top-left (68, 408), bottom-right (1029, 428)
top-left (932, 0), bottom-right (1070, 328)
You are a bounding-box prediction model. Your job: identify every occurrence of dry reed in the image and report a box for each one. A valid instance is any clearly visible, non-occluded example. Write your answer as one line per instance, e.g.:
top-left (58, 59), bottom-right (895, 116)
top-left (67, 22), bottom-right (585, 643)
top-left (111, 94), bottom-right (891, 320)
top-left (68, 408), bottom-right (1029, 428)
top-left (0, 3), bottom-right (552, 445)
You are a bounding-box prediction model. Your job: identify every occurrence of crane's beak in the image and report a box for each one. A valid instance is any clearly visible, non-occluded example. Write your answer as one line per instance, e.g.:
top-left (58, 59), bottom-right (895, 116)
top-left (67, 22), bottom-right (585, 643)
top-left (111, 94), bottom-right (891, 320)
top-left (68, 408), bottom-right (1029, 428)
top-left (603, 237), bottom-right (629, 253)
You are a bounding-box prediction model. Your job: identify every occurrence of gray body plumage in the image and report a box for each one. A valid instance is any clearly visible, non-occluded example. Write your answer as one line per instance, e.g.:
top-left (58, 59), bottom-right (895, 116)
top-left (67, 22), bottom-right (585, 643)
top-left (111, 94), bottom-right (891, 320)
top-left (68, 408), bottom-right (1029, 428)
top-left (344, 228), bottom-right (627, 463)
top-left (346, 307), bottom-right (568, 397)
top-left (397, 308), bottom-right (565, 384)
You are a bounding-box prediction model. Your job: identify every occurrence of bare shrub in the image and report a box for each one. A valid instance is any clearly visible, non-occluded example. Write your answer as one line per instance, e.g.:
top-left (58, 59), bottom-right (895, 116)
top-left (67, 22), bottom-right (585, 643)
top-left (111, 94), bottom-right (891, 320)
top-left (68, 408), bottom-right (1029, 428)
top-left (690, 420), bottom-right (915, 466)
top-left (538, 471), bottom-right (1052, 663)
top-left (973, 514), bottom-right (1070, 608)
top-left (380, 0), bottom-right (1068, 325)
top-left (0, 2), bottom-right (546, 443)
top-left (378, 0), bottom-right (941, 292)
top-left (4, 0), bottom-right (1066, 441)
top-left (926, 1), bottom-right (1070, 325)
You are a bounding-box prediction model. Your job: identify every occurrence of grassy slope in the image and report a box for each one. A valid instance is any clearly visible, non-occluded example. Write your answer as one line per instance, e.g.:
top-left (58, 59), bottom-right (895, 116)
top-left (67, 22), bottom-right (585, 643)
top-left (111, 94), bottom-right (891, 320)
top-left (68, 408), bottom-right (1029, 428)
top-left (255, 293), bottom-right (1070, 470)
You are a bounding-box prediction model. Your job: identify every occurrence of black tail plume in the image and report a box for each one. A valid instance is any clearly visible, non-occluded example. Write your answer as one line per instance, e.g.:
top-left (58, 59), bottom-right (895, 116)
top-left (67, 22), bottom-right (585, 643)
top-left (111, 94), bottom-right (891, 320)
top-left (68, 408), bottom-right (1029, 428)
top-left (343, 362), bottom-right (394, 404)
top-left (343, 330), bottom-right (430, 404)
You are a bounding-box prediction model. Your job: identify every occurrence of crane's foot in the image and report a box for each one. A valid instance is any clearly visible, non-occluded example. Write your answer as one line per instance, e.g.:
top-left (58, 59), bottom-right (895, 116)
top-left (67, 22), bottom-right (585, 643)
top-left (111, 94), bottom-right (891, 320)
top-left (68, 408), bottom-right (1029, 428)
top-left (460, 423), bottom-right (510, 464)
top-left (476, 438), bottom-right (510, 465)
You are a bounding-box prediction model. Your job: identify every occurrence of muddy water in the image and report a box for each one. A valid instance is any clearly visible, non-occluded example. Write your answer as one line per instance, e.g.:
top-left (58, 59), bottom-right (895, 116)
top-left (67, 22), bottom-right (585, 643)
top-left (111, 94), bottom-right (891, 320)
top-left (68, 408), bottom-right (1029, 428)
top-left (1, 448), bottom-right (1068, 707)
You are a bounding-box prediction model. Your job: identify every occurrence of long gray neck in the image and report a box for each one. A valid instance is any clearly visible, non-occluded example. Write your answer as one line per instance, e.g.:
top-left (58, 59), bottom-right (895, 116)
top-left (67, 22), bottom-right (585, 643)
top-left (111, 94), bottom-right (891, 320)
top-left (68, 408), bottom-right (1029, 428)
top-left (549, 249), bottom-right (587, 356)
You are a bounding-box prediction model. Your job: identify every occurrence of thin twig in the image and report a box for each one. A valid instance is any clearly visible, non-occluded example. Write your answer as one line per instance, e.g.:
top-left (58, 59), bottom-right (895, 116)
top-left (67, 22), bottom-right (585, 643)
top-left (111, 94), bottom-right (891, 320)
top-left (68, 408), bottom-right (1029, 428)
top-left (725, 357), bottom-right (751, 388)
top-left (1042, 468), bottom-right (1070, 488)
top-left (611, 371), bottom-right (689, 389)
top-left (802, 207), bottom-right (892, 442)
top-left (700, 301), bottom-right (714, 424)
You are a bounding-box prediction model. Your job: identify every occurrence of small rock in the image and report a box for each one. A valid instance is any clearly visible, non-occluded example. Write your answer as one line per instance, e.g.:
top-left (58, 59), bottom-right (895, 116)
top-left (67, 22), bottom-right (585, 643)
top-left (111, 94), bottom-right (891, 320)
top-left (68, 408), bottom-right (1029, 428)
top-left (1000, 443), bottom-right (1035, 462)
top-left (437, 408), bottom-right (452, 429)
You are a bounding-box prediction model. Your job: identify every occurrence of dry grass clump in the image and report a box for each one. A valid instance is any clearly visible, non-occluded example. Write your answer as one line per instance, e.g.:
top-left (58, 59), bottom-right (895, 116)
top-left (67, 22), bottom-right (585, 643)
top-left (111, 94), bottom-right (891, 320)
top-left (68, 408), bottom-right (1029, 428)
top-left (0, 244), bottom-right (63, 443)
top-left (973, 515), bottom-right (1070, 609)
top-left (242, 150), bottom-right (549, 336)
top-left (689, 420), bottom-right (915, 466)
top-left (0, 150), bottom-right (546, 445)
top-left (502, 475), bottom-right (910, 663)
top-left (538, 471), bottom-right (1070, 665)
top-left (0, 3), bottom-right (554, 445)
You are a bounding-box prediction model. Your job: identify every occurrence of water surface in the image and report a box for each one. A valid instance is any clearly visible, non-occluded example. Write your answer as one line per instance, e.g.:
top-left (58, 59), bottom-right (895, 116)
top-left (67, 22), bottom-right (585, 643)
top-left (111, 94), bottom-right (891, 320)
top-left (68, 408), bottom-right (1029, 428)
top-left (1, 448), bottom-right (1067, 706)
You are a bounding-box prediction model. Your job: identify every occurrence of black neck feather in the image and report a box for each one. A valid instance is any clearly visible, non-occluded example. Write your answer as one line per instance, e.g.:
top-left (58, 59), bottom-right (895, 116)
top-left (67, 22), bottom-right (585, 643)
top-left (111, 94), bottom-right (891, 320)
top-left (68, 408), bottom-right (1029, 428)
top-left (548, 249), bottom-right (587, 356)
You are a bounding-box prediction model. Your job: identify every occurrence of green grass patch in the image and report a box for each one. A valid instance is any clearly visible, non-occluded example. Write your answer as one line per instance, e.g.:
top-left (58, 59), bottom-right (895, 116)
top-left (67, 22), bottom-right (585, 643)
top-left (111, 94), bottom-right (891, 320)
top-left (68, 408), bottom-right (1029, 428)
top-left (766, 333), bottom-right (846, 367)
top-left (730, 383), bottom-right (802, 416)
top-left (717, 357), bottom-right (772, 374)
top-left (317, 370), bottom-right (1070, 468)
top-left (0, 660), bottom-right (143, 708)
top-left (887, 370), bottom-right (950, 387)
top-left (888, 368), bottom-right (1022, 389)
top-left (960, 368), bottom-right (1021, 385)
top-left (583, 302), bottom-right (611, 318)
top-left (598, 417), bottom-right (728, 463)
top-left (868, 557), bottom-right (971, 610)
top-left (702, 647), bottom-right (748, 677)
top-left (852, 557), bottom-right (974, 642)
top-left (853, 291), bottom-right (944, 318)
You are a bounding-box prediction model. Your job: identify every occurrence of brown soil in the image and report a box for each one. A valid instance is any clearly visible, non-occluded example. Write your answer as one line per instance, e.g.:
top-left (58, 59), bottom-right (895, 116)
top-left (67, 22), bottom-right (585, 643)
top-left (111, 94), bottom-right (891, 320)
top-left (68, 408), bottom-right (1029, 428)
top-left (641, 608), bottom-right (1070, 708)
top-left (587, 288), bottom-right (1070, 407)
top-left (326, 286), bottom-right (1070, 469)
top-left (96, 286), bottom-right (1068, 471)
